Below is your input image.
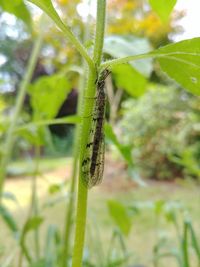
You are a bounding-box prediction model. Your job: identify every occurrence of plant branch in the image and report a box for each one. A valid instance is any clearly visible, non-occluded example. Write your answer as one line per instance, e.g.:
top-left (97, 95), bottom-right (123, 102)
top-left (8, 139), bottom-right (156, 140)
top-left (27, 0), bottom-right (94, 69)
top-left (0, 30), bottom-right (43, 200)
top-left (93, 0), bottom-right (106, 66)
top-left (71, 1), bottom-right (107, 266)
top-left (61, 63), bottom-right (87, 267)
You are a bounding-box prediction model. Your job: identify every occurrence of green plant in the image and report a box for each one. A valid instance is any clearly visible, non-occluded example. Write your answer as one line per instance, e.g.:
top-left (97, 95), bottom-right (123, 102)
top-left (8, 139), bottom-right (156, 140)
top-left (1, 1), bottom-right (200, 267)
top-left (118, 85), bottom-right (200, 180)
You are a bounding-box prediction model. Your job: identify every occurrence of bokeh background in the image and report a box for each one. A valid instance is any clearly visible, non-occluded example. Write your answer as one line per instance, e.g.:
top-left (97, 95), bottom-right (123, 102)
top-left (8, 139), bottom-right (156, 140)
top-left (0, 1), bottom-right (199, 267)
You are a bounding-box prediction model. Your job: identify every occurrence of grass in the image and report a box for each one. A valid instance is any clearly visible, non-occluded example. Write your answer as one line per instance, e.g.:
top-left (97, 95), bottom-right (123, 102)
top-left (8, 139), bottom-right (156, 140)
top-left (0, 157), bottom-right (200, 267)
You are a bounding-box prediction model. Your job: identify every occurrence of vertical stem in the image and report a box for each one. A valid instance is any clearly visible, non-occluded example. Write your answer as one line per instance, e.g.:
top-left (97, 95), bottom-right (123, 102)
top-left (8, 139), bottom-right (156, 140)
top-left (17, 147), bottom-right (40, 267)
top-left (71, 1), bottom-right (107, 266)
top-left (0, 31), bottom-right (43, 201)
top-left (93, 0), bottom-right (106, 66)
top-left (31, 147), bottom-right (40, 260)
top-left (71, 68), bottom-right (96, 267)
top-left (182, 221), bottom-right (190, 267)
top-left (61, 66), bottom-right (86, 267)
top-left (61, 12), bottom-right (92, 266)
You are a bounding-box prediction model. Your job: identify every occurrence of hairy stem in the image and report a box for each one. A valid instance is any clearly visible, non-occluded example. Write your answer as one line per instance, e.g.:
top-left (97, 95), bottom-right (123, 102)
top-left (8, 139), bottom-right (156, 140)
top-left (61, 66), bottom-right (86, 267)
top-left (93, 0), bottom-right (106, 66)
top-left (71, 1), bottom-right (107, 266)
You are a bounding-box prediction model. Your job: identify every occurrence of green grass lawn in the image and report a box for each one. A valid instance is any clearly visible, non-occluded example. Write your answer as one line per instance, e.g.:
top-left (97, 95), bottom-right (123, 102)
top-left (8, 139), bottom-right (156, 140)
top-left (0, 157), bottom-right (200, 267)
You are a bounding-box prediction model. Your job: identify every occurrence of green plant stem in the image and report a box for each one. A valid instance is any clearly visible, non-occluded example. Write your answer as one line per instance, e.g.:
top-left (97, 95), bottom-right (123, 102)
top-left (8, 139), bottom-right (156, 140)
top-left (0, 32), bottom-right (43, 201)
top-left (27, 0), bottom-right (94, 70)
top-left (100, 51), bottom-right (189, 71)
top-left (71, 1), bottom-right (107, 266)
top-left (182, 221), bottom-right (190, 267)
top-left (17, 147), bottom-right (40, 267)
top-left (31, 147), bottom-right (40, 260)
top-left (93, 0), bottom-right (106, 66)
top-left (15, 116), bottom-right (81, 133)
top-left (71, 69), bottom-right (96, 267)
top-left (61, 66), bottom-right (86, 267)
top-left (62, 11), bottom-right (92, 265)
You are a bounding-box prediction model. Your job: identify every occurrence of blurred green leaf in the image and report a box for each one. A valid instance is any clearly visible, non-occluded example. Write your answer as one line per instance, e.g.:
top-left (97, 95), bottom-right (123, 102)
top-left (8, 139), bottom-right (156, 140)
top-left (19, 216), bottom-right (43, 262)
top-left (29, 74), bottom-right (71, 120)
top-left (43, 225), bottom-right (61, 267)
top-left (30, 259), bottom-right (46, 267)
top-left (17, 125), bottom-right (46, 146)
top-left (154, 200), bottom-right (165, 215)
top-left (48, 184), bottom-right (62, 195)
top-left (105, 123), bottom-right (133, 167)
top-left (187, 221), bottom-right (200, 260)
top-left (23, 216), bottom-right (43, 234)
top-left (152, 38), bottom-right (200, 96)
top-left (0, 204), bottom-right (18, 233)
top-left (104, 35), bottom-right (152, 77)
top-left (0, 0), bottom-right (31, 26)
top-left (112, 64), bottom-right (147, 97)
top-left (149, 0), bottom-right (177, 22)
top-left (107, 200), bottom-right (132, 236)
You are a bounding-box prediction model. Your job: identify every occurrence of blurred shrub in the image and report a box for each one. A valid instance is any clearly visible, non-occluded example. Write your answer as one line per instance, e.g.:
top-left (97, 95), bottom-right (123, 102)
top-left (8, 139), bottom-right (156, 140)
top-left (118, 85), bottom-right (200, 180)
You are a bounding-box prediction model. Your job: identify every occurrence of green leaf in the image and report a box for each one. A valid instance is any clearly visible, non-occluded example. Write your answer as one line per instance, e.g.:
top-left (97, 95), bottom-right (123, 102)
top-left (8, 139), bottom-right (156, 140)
top-left (107, 200), bottom-right (132, 236)
top-left (149, 0), bottom-right (177, 22)
top-left (152, 38), bottom-right (200, 96)
top-left (112, 64), bottom-right (147, 97)
top-left (48, 184), bottom-right (62, 194)
top-left (29, 74), bottom-right (71, 120)
top-left (0, 204), bottom-right (18, 233)
top-left (23, 216), bottom-right (43, 234)
top-left (104, 35), bottom-right (152, 77)
top-left (105, 123), bottom-right (133, 167)
top-left (153, 200), bottom-right (165, 215)
top-left (0, 0), bottom-right (31, 26)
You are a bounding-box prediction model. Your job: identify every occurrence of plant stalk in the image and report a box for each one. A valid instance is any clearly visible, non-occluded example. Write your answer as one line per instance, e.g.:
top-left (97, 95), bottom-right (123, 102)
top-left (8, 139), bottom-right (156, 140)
top-left (71, 1), bottom-right (107, 266)
top-left (0, 30), bottom-right (43, 201)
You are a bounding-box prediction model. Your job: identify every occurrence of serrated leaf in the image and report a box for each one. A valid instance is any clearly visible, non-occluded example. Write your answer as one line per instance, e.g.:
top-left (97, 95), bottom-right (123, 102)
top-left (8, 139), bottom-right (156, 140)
top-left (107, 200), bottom-right (132, 236)
top-left (152, 38), bottom-right (200, 96)
top-left (104, 35), bottom-right (152, 77)
top-left (149, 0), bottom-right (177, 22)
top-left (112, 64), bottom-right (147, 97)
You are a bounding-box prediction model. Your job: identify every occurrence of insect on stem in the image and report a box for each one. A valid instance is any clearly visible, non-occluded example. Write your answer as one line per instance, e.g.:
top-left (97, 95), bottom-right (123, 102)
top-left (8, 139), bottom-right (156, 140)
top-left (82, 69), bottom-right (111, 188)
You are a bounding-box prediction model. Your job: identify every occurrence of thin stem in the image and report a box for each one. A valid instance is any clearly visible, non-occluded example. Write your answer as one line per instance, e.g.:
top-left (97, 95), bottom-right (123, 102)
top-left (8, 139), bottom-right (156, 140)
top-left (100, 50), bottom-right (199, 71)
top-left (31, 147), bottom-right (40, 260)
top-left (18, 147), bottom-right (40, 267)
top-left (100, 52), bottom-right (154, 70)
top-left (15, 116), bottom-right (81, 133)
top-left (71, 68), bottom-right (96, 267)
top-left (61, 12), bottom-right (93, 265)
top-left (0, 30), bottom-right (43, 201)
top-left (93, 0), bottom-right (106, 66)
top-left (55, 21), bottom-right (94, 70)
top-left (71, 1), bottom-right (107, 266)
top-left (27, 0), bottom-right (94, 69)
top-left (182, 221), bottom-right (190, 267)
top-left (61, 66), bottom-right (86, 267)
